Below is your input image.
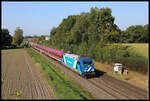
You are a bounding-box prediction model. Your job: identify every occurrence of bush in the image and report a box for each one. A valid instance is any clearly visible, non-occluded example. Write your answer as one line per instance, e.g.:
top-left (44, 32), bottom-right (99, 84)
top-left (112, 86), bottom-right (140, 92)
top-left (93, 45), bottom-right (129, 63)
top-left (121, 56), bottom-right (148, 74)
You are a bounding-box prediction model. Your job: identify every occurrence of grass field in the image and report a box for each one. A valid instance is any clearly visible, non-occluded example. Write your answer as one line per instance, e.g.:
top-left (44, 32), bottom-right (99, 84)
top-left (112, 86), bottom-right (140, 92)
top-left (117, 43), bottom-right (148, 59)
top-left (25, 48), bottom-right (94, 99)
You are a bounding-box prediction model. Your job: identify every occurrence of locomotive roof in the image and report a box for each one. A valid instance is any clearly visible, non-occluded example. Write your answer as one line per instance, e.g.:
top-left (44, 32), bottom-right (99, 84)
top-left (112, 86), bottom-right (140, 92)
top-left (80, 57), bottom-right (93, 62)
top-left (64, 53), bottom-right (93, 61)
top-left (64, 53), bottom-right (80, 59)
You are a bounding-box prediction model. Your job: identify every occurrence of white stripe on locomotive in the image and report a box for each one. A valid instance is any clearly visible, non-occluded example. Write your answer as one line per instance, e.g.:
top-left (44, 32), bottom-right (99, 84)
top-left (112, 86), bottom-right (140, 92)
top-left (63, 56), bottom-right (66, 64)
top-left (73, 60), bottom-right (77, 68)
top-left (87, 66), bottom-right (92, 72)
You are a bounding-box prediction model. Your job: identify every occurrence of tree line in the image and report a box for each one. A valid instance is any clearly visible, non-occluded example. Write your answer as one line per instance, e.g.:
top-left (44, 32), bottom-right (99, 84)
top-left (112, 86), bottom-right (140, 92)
top-left (1, 29), bottom-right (12, 49)
top-left (49, 7), bottom-right (148, 49)
top-left (1, 27), bottom-right (23, 49)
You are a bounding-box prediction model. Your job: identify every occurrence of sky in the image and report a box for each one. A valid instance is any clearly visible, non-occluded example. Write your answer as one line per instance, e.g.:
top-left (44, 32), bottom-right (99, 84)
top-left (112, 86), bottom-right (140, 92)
top-left (2, 2), bottom-right (149, 36)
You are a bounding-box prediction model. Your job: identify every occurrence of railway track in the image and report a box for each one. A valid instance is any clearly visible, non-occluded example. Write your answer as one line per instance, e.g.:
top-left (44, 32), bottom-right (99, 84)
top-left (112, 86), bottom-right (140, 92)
top-left (88, 78), bottom-right (131, 99)
top-left (98, 74), bottom-right (147, 99)
top-left (31, 47), bottom-right (148, 99)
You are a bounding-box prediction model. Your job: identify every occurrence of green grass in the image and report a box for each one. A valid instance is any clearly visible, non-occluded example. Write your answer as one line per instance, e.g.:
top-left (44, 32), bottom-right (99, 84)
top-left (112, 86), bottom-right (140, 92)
top-left (16, 91), bottom-right (22, 97)
top-left (25, 48), bottom-right (94, 99)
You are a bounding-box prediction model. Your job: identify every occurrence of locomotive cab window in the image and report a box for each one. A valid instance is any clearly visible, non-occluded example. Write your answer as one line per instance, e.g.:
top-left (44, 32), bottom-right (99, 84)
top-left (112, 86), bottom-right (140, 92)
top-left (84, 61), bottom-right (92, 66)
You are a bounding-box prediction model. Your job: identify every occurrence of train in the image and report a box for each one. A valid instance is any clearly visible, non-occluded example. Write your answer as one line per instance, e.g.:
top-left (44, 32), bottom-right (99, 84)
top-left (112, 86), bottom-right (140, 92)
top-left (29, 42), bottom-right (95, 78)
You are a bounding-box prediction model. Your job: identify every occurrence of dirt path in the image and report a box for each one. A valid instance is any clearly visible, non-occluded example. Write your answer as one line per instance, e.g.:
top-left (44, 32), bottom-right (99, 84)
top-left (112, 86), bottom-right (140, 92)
top-left (1, 49), bottom-right (55, 99)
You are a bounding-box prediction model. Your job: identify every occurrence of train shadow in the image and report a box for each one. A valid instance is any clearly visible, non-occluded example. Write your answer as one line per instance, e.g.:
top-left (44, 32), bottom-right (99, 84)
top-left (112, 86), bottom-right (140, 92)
top-left (87, 69), bottom-right (106, 79)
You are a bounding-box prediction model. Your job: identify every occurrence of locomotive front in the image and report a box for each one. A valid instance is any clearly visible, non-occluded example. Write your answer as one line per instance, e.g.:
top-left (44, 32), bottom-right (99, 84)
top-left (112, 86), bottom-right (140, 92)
top-left (79, 57), bottom-right (95, 77)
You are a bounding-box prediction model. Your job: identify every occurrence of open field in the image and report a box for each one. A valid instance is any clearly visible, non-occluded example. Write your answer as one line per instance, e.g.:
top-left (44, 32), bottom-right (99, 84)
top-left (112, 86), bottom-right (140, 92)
top-left (116, 43), bottom-right (148, 59)
top-left (1, 49), bottom-right (55, 99)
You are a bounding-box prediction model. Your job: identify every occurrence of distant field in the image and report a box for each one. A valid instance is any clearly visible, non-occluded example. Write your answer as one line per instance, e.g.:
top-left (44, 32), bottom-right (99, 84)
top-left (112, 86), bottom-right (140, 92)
top-left (115, 43), bottom-right (148, 59)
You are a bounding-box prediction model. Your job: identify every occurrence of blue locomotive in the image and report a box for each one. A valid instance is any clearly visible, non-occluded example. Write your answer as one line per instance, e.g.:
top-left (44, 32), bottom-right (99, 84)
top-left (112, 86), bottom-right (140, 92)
top-left (61, 53), bottom-right (95, 77)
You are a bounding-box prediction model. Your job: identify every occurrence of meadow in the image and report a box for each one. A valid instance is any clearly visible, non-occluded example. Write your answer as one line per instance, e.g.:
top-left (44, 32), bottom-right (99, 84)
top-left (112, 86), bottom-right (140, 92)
top-left (120, 43), bottom-right (148, 59)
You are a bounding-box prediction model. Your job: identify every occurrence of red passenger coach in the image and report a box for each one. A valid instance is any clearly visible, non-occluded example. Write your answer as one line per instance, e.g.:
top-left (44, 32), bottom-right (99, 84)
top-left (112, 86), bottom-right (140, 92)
top-left (46, 48), bottom-right (64, 62)
top-left (32, 43), bottom-right (64, 62)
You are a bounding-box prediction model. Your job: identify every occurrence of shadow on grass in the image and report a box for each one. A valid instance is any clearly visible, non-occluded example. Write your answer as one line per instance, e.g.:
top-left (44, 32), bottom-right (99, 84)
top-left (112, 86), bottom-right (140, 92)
top-left (87, 69), bottom-right (106, 79)
top-left (95, 69), bottom-right (106, 77)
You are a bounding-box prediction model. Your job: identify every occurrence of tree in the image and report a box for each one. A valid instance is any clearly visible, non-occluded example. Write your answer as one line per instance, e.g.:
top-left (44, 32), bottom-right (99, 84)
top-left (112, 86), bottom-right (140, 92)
top-left (49, 7), bottom-right (123, 50)
top-left (12, 27), bottom-right (23, 46)
top-left (139, 24), bottom-right (149, 43)
top-left (1, 29), bottom-right (12, 48)
top-left (50, 27), bottom-right (56, 36)
top-left (123, 25), bottom-right (149, 43)
top-left (38, 35), bottom-right (45, 41)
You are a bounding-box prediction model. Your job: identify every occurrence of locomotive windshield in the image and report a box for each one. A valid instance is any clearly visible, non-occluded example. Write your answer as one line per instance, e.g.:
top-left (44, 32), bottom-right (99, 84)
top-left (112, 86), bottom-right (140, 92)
top-left (83, 61), bottom-right (92, 66)
top-left (80, 57), bottom-right (93, 67)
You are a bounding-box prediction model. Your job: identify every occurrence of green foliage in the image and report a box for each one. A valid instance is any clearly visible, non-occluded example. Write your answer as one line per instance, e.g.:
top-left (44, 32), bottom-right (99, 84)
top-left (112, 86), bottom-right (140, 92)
top-left (121, 56), bottom-right (148, 74)
top-left (12, 27), bottom-right (23, 46)
top-left (49, 7), bottom-right (123, 49)
top-left (1, 29), bottom-right (12, 49)
top-left (50, 27), bottom-right (57, 36)
top-left (76, 42), bottom-right (88, 56)
top-left (16, 91), bottom-right (22, 97)
top-left (121, 25), bottom-right (149, 43)
top-left (37, 35), bottom-right (45, 43)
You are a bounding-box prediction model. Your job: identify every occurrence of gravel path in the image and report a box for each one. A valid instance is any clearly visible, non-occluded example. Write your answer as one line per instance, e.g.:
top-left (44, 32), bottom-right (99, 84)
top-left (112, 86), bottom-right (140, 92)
top-left (1, 49), bottom-right (55, 99)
